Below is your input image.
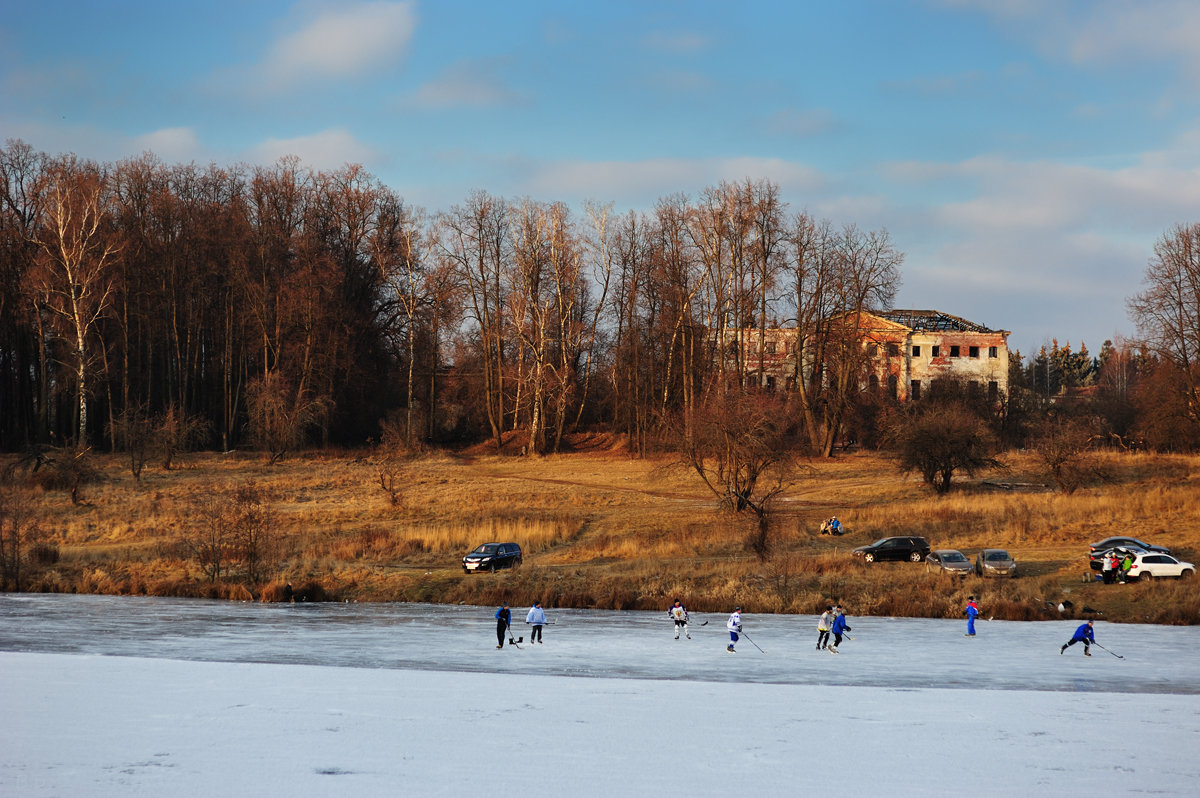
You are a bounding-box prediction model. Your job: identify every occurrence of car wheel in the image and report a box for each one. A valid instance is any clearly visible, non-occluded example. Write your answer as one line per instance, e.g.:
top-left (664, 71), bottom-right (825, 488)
top-left (515, 557), bottom-right (523, 568)
top-left (909, 552), bottom-right (923, 563)
top-left (489, 562), bottom-right (496, 573)
top-left (864, 553), bottom-right (875, 563)
top-left (1142, 571), bottom-right (1154, 581)
top-left (1180, 569), bottom-right (1193, 579)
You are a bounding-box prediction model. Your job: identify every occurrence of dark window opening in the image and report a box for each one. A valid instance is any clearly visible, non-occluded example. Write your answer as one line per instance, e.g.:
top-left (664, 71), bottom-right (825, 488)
top-left (931, 345), bottom-right (941, 357)
top-left (911, 380), bottom-right (921, 401)
top-left (989, 346), bottom-right (998, 358)
top-left (912, 345), bottom-right (921, 357)
top-left (950, 345), bottom-right (960, 358)
top-left (969, 346), bottom-right (979, 358)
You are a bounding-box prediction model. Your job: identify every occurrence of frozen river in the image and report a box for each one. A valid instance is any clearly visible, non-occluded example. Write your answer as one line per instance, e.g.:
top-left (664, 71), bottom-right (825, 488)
top-left (2, 594), bottom-right (1199, 796)
top-left (1, 594), bottom-right (1197, 693)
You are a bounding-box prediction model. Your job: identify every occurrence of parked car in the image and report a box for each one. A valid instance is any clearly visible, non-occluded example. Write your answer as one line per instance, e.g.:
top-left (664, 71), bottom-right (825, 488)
top-left (975, 549), bottom-right (1017, 577)
top-left (926, 549), bottom-right (972, 577)
top-left (1125, 552), bottom-right (1195, 580)
top-left (462, 542), bottom-right (523, 573)
top-left (1089, 545), bottom-right (1147, 571)
top-left (853, 536), bottom-right (930, 563)
top-left (1089, 536), bottom-right (1169, 557)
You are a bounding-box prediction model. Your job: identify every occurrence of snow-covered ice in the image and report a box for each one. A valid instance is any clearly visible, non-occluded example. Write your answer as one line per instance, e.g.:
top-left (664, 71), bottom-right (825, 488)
top-left (2, 595), bottom-right (1198, 796)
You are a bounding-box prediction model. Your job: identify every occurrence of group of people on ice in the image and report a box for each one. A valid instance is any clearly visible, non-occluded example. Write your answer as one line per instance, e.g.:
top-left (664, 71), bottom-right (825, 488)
top-left (493, 601), bottom-right (547, 648)
top-left (491, 598), bottom-right (1103, 657)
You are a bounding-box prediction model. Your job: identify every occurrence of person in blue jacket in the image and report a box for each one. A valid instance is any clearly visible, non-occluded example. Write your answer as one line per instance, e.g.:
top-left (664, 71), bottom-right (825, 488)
top-left (494, 603), bottom-right (512, 649)
top-left (1060, 619), bottom-right (1095, 656)
top-left (829, 606), bottom-right (851, 653)
top-left (526, 600), bottom-right (547, 644)
top-left (964, 596), bottom-right (980, 636)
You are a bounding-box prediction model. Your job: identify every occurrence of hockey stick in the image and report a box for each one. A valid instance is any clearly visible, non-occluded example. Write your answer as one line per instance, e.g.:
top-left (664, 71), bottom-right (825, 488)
top-left (506, 623), bottom-right (523, 649)
top-left (1094, 643), bottom-right (1123, 659)
top-left (741, 631), bottom-right (768, 653)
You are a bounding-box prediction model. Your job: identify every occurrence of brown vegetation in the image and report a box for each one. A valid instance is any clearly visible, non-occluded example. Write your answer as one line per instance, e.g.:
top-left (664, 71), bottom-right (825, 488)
top-left (1, 445), bottom-right (1197, 624)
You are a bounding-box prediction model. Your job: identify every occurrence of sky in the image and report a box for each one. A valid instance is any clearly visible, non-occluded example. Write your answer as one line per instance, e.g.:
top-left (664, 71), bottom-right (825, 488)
top-left (4, 1), bottom-right (1200, 356)
top-left (3, 597), bottom-right (1199, 796)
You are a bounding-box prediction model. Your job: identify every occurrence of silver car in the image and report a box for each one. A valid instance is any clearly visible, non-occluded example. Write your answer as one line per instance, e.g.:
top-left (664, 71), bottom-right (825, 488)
top-left (926, 549), bottom-right (972, 577)
top-left (976, 549), bottom-right (1017, 577)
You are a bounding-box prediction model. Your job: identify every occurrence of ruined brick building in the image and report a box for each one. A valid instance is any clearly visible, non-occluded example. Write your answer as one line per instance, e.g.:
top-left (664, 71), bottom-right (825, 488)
top-left (722, 309), bottom-right (1011, 401)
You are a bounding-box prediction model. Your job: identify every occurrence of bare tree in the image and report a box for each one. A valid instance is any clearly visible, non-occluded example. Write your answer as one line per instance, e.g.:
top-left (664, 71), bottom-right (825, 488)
top-left (1128, 223), bottom-right (1200, 431)
top-left (0, 487), bottom-right (43, 591)
top-left (29, 157), bottom-right (120, 444)
top-left (890, 404), bottom-right (1003, 494)
top-left (229, 482), bottom-right (275, 585)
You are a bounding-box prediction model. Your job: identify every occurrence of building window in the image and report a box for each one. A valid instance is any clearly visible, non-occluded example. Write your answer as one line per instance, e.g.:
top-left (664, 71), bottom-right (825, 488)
top-left (989, 346), bottom-right (998, 358)
top-left (931, 345), bottom-right (940, 357)
top-left (911, 380), bottom-right (921, 401)
top-left (950, 345), bottom-right (960, 358)
top-left (765, 341), bottom-right (776, 355)
top-left (988, 380), bottom-right (999, 401)
top-left (888, 374), bottom-right (898, 398)
top-left (912, 345), bottom-right (921, 357)
top-left (766, 375), bottom-right (776, 390)
top-left (969, 346), bottom-right (979, 358)
top-left (867, 343), bottom-right (878, 357)
top-left (887, 343), bottom-right (899, 357)
top-left (868, 374), bottom-right (879, 392)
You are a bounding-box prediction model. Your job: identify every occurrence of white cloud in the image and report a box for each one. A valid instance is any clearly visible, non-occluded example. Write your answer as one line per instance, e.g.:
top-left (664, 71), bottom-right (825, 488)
top-left (254, 1), bottom-right (416, 91)
top-left (641, 31), bottom-right (712, 54)
top-left (406, 60), bottom-right (526, 109)
top-left (767, 108), bottom-right (836, 138)
top-left (133, 127), bottom-right (201, 162)
top-left (247, 128), bottom-right (377, 171)
top-left (520, 156), bottom-right (828, 205)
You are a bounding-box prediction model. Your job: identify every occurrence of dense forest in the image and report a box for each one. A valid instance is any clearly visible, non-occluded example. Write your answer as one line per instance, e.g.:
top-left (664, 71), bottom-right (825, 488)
top-left (2, 139), bottom-right (1199, 458)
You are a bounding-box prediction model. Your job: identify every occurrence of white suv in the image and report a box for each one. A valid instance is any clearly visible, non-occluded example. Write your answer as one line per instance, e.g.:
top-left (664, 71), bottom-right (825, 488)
top-left (1127, 552), bottom-right (1194, 580)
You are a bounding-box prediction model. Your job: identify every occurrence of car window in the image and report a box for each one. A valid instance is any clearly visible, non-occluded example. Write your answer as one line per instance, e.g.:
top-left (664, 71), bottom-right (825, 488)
top-left (986, 551), bottom-right (1009, 561)
top-left (1146, 555), bottom-right (1169, 564)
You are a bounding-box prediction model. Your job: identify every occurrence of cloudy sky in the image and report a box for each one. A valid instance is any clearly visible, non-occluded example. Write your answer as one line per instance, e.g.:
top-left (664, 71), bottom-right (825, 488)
top-left (4, 0), bottom-right (1199, 355)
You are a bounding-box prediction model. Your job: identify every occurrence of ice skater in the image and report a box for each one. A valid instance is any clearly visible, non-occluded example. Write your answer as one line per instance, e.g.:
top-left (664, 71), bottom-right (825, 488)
top-left (1060, 619), bottom-right (1095, 656)
top-left (726, 607), bottom-right (742, 652)
top-left (526, 600), bottom-right (547, 644)
top-left (668, 600), bottom-right (691, 639)
top-left (964, 596), bottom-right (980, 636)
top-left (816, 606), bottom-right (833, 650)
top-left (494, 603), bottom-right (511, 648)
top-left (829, 605), bottom-right (851, 653)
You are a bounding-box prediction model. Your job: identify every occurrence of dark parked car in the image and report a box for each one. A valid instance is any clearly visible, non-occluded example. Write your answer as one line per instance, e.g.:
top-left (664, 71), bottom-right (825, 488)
top-left (462, 542), bottom-right (523, 573)
top-left (853, 536), bottom-right (930, 563)
top-left (975, 549), bottom-right (1017, 577)
top-left (1089, 537), bottom-right (1169, 557)
top-left (926, 549), bottom-right (972, 577)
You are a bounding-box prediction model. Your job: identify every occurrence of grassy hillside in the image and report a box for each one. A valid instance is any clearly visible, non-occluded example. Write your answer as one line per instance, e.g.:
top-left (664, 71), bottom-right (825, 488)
top-left (4, 444), bottom-right (1198, 624)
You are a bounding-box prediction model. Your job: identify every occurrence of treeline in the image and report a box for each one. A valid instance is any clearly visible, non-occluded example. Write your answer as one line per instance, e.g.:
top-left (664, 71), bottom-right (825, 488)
top-left (1, 139), bottom-right (1197, 458)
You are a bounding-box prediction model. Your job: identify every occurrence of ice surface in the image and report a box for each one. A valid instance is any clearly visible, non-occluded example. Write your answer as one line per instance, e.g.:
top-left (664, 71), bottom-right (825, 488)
top-left (2, 594), bottom-right (1198, 796)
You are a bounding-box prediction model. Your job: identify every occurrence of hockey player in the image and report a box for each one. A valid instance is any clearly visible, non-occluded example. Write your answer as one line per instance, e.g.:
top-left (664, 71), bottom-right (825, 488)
top-left (726, 607), bottom-right (742, 652)
top-left (1060, 619), bottom-right (1095, 656)
top-left (526, 600), bottom-right (547, 644)
top-left (816, 606), bottom-right (833, 650)
top-left (494, 603), bottom-right (511, 648)
top-left (964, 596), bottom-right (980, 636)
top-left (829, 606), bottom-right (851, 653)
top-left (668, 600), bottom-right (691, 639)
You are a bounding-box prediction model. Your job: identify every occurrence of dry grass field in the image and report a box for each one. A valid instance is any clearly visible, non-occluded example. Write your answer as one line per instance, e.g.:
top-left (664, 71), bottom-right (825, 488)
top-left (4, 440), bottom-right (1199, 624)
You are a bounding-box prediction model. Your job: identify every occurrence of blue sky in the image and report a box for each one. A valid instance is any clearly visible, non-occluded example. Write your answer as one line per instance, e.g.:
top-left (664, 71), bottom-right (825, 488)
top-left (4, 0), bottom-right (1200, 356)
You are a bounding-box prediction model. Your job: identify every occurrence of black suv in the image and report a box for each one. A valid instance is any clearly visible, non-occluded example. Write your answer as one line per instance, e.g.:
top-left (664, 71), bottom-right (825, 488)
top-left (462, 542), bottom-right (522, 573)
top-left (853, 536), bottom-right (931, 563)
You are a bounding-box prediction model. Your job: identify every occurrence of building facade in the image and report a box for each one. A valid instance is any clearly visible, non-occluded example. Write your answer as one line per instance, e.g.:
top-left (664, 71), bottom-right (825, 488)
top-left (722, 309), bottom-right (1010, 402)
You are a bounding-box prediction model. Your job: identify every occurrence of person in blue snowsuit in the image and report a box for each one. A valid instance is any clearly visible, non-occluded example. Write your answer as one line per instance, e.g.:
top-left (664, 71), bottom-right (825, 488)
top-left (829, 606), bottom-right (851, 653)
top-left (964, 596), bottom-right (980, 636)
top-left (1060, 620), bottom-right (1095, 656)
top-left (494, 604), bottom-right (511, 648)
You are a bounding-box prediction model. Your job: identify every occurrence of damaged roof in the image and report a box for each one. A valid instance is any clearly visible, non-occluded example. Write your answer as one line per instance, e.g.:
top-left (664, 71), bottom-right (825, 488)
top-left (875, 309), bottom-right (1005, 334)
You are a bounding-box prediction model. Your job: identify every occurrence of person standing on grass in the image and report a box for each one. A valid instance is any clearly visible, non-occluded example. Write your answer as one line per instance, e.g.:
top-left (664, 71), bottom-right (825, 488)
top-left (494, 603), bottom-right (511, 649)
top-left (829, 606), bottom-right (851, 653)
top-left (817, 606), bottom-right (833, 650)
top-left (1102, 554), bottom-right (1115, 584)
top-left (1060, 620), bottom-right (1095, 656)
top-left (726, 607), bottom-right (742, 652)
top-left (668, 600), bottom-right (691, 640)
top-left (526, 600), bottom-right (547, 644)
top-left (964, 596), bottom-right (980, 636)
